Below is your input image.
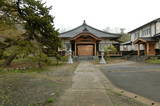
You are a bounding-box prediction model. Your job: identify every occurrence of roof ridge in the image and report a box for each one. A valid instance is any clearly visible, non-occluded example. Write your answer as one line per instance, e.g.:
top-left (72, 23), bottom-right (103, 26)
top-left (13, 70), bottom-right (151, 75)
top-left (60, 23), bottom-right (85, 35)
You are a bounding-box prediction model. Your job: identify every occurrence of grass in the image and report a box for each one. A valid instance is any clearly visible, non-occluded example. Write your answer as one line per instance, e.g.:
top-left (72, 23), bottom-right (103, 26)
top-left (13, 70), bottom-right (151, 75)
top-left (0, 57), bottom-right (69, 74)
top-left (47, 98), bottom-right (55, 103)
top-left (0, 67), bottom-right (48, 74)
top-left (146, 59), bottom-right (160, 64)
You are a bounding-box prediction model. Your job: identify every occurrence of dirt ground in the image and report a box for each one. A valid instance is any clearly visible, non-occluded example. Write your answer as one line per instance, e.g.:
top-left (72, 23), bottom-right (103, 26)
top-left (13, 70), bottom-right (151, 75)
top-left (100, 61), bottom-right (160, 102)
top-left (0, 63), bottom-right (78, 106)
top-left (0, 60), bottom-right (150, 106)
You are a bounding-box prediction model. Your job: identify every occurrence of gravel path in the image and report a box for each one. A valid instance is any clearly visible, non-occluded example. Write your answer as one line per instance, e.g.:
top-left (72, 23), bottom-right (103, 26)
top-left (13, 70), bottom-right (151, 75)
top-left (55, 61), bottom-right (113, 106)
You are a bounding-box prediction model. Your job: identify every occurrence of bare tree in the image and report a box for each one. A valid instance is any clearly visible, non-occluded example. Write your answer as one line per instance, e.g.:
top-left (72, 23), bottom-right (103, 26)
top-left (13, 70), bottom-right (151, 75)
top-left (103, 27), bottom-right (126, 34)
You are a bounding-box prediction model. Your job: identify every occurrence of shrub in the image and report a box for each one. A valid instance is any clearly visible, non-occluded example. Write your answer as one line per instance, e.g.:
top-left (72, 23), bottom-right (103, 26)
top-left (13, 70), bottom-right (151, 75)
top-left (47, 98), bottom-right (54, 103)
top-left (104, 45), bottom-right (117, 55)
top-left (103, 45), bottom-right (117, 60)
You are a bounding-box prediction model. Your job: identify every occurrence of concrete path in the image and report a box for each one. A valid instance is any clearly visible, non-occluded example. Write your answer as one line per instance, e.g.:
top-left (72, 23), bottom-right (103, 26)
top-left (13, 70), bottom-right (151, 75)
top-left (55, 61), bottom-right (113, 106)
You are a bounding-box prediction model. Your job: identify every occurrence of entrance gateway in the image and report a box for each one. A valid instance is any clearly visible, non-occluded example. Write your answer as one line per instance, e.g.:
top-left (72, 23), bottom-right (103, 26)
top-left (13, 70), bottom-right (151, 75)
top-left (59, 20), bottom-right (122, 56)
top-left (77, 45), bottom-right (93, 56)
top-left (71, 32), bottom-right (101, 56)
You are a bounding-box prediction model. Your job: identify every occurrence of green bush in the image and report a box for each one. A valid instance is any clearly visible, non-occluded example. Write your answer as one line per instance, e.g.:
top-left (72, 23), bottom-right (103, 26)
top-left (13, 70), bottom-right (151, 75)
top-left (60, 56), bottom-right (68, 62)
top-left (104, 45), bottom-right (117, 55)
top-left (47, 98), bottom-right (54, 103)
top-left (103, 45), bottom-right (117, 60)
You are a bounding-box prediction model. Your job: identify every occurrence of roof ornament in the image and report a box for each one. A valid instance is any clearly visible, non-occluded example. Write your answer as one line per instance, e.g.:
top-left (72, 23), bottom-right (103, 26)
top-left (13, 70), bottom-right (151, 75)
top-left (82, 20), bottom-right (88, 32)
top-left (83, 27), bottom-right (88, 32)
top-left (83, 20), bottom-right (86, 25)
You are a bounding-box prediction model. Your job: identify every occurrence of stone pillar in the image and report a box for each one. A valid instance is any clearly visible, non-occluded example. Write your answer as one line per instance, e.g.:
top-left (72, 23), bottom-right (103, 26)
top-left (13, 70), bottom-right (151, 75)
top-left (99, 49), bottom-right (106, 64)
top-left (67, 48), bottom-right (73, 64)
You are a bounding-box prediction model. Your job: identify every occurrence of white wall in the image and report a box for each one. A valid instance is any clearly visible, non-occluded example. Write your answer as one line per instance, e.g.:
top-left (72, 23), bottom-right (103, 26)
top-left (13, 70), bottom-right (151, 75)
top-left (151, 23), bottom-right (156, 36)
top-left (156, 21), bottom-right (160, 34)
top-left (120, 45), bottom-right (133, 51)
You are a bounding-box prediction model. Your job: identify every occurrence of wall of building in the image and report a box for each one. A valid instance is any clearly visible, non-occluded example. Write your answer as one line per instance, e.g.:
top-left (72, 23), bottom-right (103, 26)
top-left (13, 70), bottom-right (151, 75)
top-left (62, 39), bottom-right (71, 51)
top-left (62, 39), bottom-right (120, 52)
top-left (129, 20), bottom-right (160, 52)
top-left (156, 40), bottom-right (160, 49)
top-left (99, 39), bottom-right (120, 51)
top-left (156, 21), bottom-right (160, 34)
top-left (99, 39), bottom-right (113, 50)
top-left (120, 45), bottom-right (132, 51)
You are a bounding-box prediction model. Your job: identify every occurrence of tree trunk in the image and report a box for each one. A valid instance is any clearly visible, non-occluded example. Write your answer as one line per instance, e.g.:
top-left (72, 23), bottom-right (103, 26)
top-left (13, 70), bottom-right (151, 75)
top-left (37, 61), bottom-right (42, 68)
top-left (3, 53), bottom-right (17, 67)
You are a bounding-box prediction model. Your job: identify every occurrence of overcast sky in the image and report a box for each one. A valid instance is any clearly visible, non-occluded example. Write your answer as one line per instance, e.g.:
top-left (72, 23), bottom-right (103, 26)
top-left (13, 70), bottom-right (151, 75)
top-left (44, 0), bottom-right (160, 33)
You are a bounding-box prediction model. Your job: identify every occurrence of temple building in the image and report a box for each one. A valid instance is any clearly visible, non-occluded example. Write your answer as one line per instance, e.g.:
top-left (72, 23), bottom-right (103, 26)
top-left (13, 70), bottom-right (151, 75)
top-left (59, 21), bottom-right (122, 56)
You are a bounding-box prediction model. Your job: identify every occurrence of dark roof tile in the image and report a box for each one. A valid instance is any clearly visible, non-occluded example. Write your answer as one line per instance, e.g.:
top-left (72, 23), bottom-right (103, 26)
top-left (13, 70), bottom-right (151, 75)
top-left (59, 22), bottom-right (121, 38)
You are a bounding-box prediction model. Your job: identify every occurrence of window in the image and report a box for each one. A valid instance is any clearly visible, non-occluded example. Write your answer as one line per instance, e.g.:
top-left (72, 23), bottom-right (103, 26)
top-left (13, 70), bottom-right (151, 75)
top-left (134, 31), bottom-right (139, 39)
top-left (142, 27), bottom-right (151, 36)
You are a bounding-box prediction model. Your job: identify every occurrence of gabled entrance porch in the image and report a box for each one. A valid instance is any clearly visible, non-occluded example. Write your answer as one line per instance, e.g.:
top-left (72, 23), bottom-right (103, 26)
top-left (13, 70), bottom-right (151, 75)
top-left (70, 32), bottom-right (101, 56)
top-left (134, 37), bottom-right (156, 56)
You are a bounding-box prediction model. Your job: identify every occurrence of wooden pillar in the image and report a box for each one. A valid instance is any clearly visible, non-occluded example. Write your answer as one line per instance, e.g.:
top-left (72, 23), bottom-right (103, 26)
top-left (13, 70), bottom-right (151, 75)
top-left (94, 43), bottom-right (96, 56)
top-left (74, 42), bottom-right (76, 56)
top-left (146, 43), bottom-right (150, 56)
top-left (137, 44), bottom-right (140, 56)
top-left (144, 44), bottom-right (147, 56)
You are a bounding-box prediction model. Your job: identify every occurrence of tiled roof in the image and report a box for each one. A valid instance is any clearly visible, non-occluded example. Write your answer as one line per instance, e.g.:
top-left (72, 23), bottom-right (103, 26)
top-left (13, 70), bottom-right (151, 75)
top-left (134, 37), bottom-right (156, 44)
top-left (139, 37), bottom-right (155, 42)
top-left (59, 21), bottom-right (121, 38)
top-left (154, 33), bottom-right (160, 38)
top-left (121, 41), bottom-right (132, 45)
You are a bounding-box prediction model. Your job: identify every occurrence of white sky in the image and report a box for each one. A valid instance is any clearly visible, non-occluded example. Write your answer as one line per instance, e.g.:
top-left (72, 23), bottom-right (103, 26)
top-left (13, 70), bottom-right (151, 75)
top-left (44, 0), bottom-right (160, 33)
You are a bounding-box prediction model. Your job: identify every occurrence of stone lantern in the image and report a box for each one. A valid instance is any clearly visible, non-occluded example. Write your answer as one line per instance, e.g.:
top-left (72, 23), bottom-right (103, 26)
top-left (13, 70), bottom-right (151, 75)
top-left (67, 48), bottom-right (73, 64)
top-left (99, 49), bottom-right (106, 64)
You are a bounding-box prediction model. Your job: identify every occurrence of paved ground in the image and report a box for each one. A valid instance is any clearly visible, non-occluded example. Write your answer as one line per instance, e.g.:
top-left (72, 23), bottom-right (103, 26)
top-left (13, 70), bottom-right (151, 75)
top-left (55, 61), bottom-right (148, 106)
top-left (101, 61), bottom-right (160, 102)
top-left (55, 61), bottom-right (113, 106)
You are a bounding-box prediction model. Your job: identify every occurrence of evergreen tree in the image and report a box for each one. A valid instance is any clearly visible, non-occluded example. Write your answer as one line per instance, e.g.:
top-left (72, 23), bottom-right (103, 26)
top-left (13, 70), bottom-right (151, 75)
top-left (1, 0), bottom-right (61, 67)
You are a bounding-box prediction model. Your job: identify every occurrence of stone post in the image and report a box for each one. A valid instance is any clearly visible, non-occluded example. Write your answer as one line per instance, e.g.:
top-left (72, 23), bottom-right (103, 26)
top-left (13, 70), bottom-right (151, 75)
top-left (99, 49), bottom-right (106, 64)
top-left (67, 48), bottom-right (73, 64)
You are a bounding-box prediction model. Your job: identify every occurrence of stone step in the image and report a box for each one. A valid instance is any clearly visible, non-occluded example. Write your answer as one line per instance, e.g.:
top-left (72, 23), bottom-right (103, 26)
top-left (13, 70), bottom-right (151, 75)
top-left (73, 56), bottom-right (99, 61)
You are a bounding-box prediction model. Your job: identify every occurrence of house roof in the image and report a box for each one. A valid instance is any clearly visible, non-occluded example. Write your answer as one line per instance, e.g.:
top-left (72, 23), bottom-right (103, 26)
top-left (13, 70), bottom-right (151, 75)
top-left (129, 18), bottom-right (160, 33)
top-left (70, 32), bottom-right (102, 41)
top-left (133, 37), bottom-right (156, 44)
top-left (121, 41), bottom-right (132, 45)
top-left (59, 21), bottom-right (121, 38)
top-left (154, 33), bottom-right (160, 38)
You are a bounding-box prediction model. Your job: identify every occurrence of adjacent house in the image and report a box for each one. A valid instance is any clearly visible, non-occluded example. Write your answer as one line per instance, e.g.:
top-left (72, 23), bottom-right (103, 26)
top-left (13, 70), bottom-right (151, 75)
top-left (59, 21), bottom-right (122, 57)
top-left (121, 18), bottom-right (160, 56)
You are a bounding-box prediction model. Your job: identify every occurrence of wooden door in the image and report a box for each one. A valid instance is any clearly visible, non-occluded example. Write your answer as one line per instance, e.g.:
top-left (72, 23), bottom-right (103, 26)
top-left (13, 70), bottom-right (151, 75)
top-left (149, 43), bottom-right (156, 55)
top-left (77, 45), bottom-right (93, 56)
